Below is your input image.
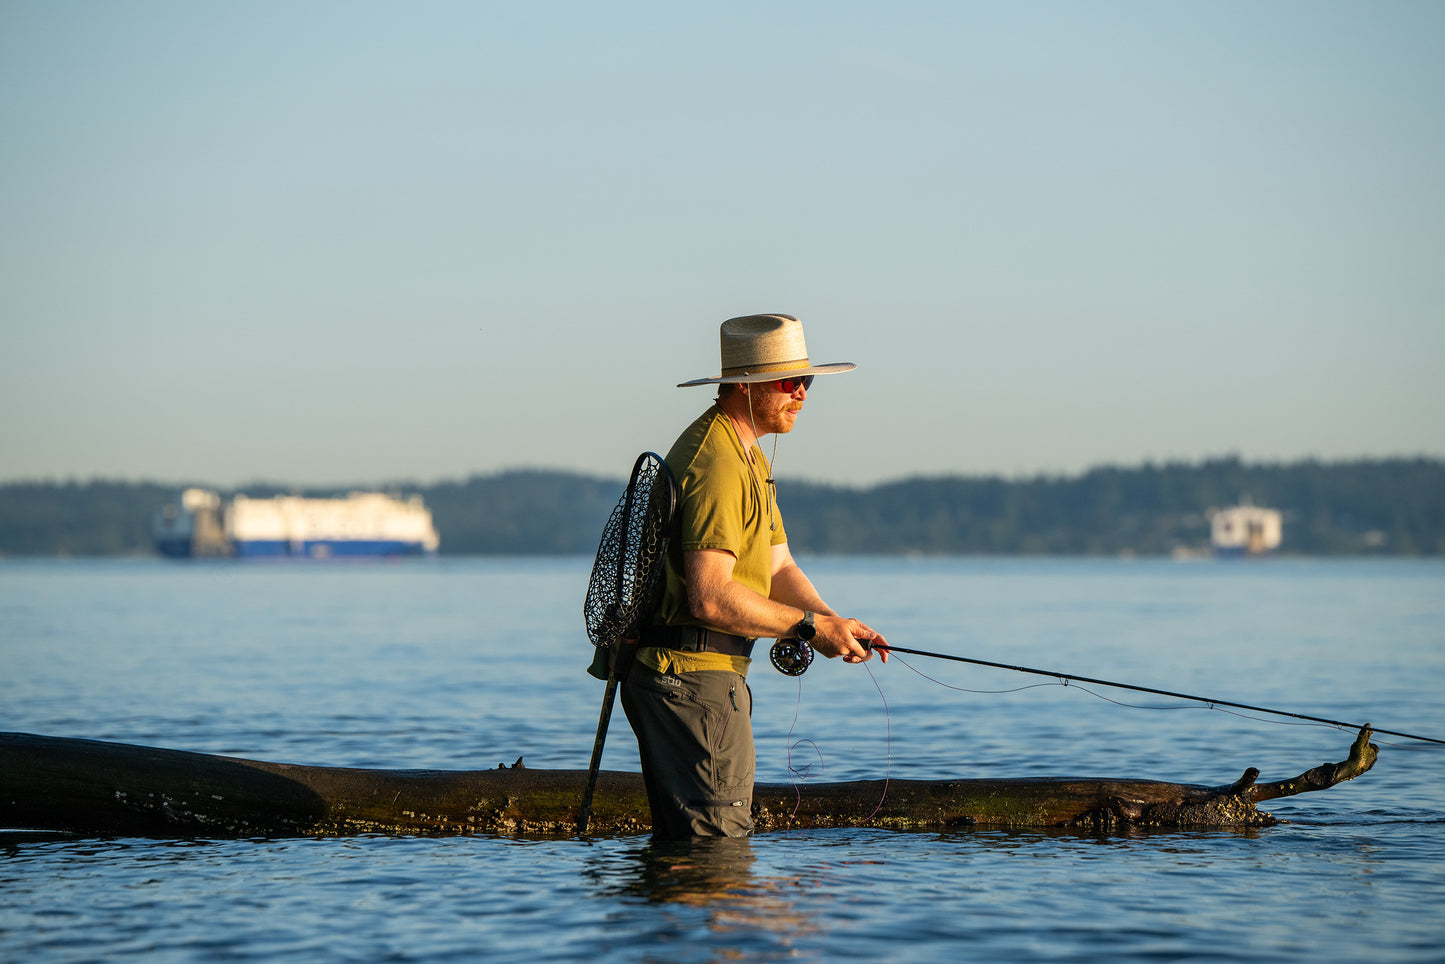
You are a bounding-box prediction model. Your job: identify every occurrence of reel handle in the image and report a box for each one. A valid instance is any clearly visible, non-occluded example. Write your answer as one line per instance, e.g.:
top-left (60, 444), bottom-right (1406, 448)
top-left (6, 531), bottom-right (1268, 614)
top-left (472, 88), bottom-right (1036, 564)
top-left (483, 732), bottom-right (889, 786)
top-left (772, 635), bottom-right (885, 675)
top-left (769, 637), bottom-right (814, 676)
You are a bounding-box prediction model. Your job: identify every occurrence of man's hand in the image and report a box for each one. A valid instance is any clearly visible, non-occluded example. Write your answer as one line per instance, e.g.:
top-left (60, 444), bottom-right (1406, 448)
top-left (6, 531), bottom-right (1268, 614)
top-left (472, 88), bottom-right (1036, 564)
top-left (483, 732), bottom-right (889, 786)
top-left (814, 615), bottom-right (889, 664)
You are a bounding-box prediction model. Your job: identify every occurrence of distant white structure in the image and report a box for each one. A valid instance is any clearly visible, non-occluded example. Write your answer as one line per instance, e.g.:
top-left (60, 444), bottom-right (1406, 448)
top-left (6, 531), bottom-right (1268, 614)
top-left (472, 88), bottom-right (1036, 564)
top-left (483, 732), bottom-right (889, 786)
top-left (154, 489), bottom-right (440, 559)
top-left (1210, 501), bottom-right (1282, 557)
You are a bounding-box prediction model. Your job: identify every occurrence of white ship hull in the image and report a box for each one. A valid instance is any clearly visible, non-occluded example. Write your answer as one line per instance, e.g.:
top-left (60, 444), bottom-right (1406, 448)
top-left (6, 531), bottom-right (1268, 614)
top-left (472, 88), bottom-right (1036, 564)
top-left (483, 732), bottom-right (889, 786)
top-left (153, 490), bottom-right (440, 559)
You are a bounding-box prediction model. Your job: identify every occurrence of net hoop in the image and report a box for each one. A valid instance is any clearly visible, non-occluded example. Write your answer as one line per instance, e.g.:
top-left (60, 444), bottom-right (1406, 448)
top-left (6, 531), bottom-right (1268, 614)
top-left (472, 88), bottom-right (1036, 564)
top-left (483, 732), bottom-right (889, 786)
top-left (583, 452), bottom-right (677, 650)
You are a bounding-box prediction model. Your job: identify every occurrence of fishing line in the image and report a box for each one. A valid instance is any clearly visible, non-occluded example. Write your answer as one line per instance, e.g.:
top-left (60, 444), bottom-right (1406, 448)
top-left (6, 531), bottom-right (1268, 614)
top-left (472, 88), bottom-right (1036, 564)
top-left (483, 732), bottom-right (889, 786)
top-left (783, 673), bottom-right (821, 824)
top-left (785, 676), bottom-right (823, 778)
top-left (780, 658), bottom-right (894, 825)
top-left (895, 651), bottom-right (1260, 706)
top-left (891, 652), bottom-right (1434, 752)
top-left (860, 661), bottom-right (892, 823)
top-left (871, 641), bottom-right (1445, 747)
top-left (1060, 684), bottom-right (1437, 751)
top-left (890, 653), bottom-right (1074, 697)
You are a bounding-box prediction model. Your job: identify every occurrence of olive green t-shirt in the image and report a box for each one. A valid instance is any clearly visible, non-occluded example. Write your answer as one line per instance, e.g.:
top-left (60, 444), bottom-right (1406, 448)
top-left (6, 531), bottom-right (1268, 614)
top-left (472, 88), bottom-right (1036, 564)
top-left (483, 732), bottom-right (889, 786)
top-left (653, 406), bottom-right (788, 631)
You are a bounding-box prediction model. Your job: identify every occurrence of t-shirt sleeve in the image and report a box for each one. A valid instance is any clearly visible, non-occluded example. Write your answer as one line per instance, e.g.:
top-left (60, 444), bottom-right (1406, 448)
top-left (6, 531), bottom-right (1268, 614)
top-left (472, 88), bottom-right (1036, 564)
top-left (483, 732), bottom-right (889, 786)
top-left (677, 454), bottom-right (749, 555)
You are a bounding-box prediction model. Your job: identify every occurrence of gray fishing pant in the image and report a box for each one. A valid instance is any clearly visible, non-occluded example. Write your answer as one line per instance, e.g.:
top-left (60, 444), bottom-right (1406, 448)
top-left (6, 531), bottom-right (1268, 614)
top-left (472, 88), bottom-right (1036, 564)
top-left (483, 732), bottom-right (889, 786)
top-left (621, 663), bottom-right (754, 838)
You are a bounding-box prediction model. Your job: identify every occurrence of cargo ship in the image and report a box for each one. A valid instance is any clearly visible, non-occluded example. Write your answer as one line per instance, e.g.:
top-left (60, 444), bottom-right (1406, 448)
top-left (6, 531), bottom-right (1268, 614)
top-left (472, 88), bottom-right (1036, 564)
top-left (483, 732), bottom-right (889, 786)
top-left (153, 489), bottom-right (440, 559)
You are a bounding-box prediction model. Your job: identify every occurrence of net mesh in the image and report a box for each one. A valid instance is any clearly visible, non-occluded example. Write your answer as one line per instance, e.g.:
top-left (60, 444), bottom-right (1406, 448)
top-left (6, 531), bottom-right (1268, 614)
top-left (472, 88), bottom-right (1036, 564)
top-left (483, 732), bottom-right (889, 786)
top-left (584, 452), bottom-right (676, 649)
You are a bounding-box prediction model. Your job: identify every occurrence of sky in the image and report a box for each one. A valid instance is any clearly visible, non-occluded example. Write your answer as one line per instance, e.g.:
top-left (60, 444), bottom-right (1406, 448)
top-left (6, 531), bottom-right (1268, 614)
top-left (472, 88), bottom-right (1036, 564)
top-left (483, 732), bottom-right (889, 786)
top-left (2, 1), bottom-right (1442, 488)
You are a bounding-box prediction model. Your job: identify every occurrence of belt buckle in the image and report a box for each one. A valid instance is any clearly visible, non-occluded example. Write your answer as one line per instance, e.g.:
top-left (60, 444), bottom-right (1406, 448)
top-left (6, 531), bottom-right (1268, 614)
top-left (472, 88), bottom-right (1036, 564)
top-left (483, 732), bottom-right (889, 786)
top-left (695, 627), bottom-right (720, 654)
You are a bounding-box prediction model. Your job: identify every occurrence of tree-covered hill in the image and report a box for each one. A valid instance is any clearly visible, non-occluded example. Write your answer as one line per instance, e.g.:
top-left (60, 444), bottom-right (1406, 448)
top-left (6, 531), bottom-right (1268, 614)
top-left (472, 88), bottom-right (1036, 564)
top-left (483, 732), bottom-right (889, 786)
top-left (782, 457), bottom-right (1444, 555)
top-left (1, 457), bottom-right (1440, 557)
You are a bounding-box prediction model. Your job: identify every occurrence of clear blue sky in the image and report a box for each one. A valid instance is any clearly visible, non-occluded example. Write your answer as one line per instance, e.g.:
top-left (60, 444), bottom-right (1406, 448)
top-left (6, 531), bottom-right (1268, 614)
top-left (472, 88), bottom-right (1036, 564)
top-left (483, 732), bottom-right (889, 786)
top-left (3, 1), bottom-right (1441, 487)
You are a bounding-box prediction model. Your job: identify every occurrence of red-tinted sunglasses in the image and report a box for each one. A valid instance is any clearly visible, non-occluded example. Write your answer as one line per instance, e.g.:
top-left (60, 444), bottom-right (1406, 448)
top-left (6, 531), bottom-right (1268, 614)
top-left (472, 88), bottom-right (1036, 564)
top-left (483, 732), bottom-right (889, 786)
top-left (772, 374), bottom-right (814, 394)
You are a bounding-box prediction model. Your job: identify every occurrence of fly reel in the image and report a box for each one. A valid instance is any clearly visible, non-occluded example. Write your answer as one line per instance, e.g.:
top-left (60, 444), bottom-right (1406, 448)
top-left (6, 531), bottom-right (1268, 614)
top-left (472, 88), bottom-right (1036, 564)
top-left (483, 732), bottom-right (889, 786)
top-left (770, 637), bottom-right (814, 676)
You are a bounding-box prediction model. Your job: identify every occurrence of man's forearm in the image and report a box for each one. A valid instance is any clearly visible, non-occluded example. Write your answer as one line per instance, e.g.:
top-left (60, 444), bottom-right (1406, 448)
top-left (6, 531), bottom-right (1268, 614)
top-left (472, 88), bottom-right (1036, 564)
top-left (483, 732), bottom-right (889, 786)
top-left (690, 577), bottom-right (811, 639)
top-left (687, 558), bottom-right (879, 662)
top-left (768, 562), bottom-right (835, 618)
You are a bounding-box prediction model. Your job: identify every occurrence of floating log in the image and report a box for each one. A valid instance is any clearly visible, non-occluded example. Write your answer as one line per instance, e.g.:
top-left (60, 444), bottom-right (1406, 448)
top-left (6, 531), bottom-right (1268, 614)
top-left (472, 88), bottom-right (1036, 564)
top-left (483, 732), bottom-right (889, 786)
top-left (0, 728), bottom-right (1377, 838)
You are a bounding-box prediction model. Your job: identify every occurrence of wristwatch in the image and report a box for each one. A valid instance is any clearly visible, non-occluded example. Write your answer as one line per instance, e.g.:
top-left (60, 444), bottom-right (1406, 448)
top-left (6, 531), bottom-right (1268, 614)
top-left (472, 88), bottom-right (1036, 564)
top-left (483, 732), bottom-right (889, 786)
top-left (793, 610), bottom-right (817, 641)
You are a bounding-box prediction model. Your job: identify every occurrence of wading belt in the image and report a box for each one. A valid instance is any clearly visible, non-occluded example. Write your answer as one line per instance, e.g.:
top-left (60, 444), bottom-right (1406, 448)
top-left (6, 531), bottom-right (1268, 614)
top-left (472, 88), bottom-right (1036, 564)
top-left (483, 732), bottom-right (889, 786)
top-left (641, 625), bottom-right (756, 659)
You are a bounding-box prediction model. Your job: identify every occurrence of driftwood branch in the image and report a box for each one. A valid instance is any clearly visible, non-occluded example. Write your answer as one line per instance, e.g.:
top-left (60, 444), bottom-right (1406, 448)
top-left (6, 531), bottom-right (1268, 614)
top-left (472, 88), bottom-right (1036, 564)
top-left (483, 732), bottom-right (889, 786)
top-left (1248, 725), bottom-right (1378, 802)
top-left (0, 728), bottom-right (1377, 838)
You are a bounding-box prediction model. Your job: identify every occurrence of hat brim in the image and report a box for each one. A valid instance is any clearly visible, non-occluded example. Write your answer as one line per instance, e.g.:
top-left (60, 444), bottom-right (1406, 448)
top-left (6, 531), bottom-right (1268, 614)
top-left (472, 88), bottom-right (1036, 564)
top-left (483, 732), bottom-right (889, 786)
top-left (677, 362), bottom-right (857, 388)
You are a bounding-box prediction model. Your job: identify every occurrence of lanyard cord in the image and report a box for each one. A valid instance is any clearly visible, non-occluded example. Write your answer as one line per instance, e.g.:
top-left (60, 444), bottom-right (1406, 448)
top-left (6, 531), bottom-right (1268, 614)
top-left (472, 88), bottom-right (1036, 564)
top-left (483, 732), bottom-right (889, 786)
top-left (721, 397), bottom-right (778, 532)
top-left (742, 392), bottom-right (780, 532)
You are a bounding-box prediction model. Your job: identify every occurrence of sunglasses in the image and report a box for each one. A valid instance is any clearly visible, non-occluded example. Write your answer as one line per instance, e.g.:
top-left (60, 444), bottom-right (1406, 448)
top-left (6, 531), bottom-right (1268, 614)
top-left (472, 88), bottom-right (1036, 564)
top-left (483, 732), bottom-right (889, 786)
top-left (772, 374), bottom-right (814, 394)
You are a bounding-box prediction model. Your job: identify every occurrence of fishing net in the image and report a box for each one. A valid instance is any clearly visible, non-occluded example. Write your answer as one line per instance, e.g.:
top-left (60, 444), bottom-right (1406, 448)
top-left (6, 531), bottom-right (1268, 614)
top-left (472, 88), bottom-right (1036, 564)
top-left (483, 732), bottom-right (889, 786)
top-left (584, 452), bottom-right (677, 652)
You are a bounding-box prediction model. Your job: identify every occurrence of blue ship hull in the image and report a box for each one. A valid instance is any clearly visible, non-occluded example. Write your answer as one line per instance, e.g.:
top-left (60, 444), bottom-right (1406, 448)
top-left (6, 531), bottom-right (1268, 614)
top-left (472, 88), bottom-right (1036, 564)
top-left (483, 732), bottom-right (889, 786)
top-left (231, 539), bottom-right (434, 559)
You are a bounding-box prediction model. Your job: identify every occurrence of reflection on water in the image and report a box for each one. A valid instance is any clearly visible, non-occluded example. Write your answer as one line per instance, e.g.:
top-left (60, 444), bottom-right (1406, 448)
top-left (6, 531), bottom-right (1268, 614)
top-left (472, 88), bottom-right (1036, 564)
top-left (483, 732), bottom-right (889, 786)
top-left (621, 837), bottom-right (758, 904)
top-left (603, 836), bottom-right (822, 941)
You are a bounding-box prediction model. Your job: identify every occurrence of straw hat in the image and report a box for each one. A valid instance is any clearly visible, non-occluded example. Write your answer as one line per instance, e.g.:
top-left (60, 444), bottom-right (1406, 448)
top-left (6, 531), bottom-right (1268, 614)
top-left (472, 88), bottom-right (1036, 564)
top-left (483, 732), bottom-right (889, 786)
top-left (677, 314), bottom-right (857, 387)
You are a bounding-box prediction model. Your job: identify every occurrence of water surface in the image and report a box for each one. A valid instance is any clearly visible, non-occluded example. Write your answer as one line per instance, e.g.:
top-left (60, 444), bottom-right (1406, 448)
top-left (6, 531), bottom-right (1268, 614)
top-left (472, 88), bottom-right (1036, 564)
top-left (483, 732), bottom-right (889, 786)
top-left (3, 557), bottom-right (1442, 961)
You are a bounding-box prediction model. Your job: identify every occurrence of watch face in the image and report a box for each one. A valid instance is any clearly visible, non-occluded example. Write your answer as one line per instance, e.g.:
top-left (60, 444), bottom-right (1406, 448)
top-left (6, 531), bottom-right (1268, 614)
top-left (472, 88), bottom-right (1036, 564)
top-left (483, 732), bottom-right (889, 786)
top-left (797, 614), bottom-right (816, 640)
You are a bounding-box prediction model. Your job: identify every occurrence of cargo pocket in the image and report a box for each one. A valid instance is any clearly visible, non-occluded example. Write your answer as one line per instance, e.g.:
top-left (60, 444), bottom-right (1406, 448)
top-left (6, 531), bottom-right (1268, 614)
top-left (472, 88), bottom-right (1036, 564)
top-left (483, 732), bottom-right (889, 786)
top-left (704, 676), bottom-right (754, 813)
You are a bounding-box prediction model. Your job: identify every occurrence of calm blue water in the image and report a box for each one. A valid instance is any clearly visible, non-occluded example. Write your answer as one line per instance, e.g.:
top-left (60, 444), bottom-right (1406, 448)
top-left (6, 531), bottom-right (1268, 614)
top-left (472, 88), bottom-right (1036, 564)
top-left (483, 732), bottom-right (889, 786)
top-left (2, 556), bottom-right (1443, 962)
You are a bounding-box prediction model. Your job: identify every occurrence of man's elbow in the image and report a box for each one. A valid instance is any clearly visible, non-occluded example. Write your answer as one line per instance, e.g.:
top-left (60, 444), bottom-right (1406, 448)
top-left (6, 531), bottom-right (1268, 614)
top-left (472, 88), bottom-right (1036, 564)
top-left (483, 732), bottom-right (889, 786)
top-left (686, 595), bottom-right (720, 625)
top-left (686, 586), bottom-right (727, 625)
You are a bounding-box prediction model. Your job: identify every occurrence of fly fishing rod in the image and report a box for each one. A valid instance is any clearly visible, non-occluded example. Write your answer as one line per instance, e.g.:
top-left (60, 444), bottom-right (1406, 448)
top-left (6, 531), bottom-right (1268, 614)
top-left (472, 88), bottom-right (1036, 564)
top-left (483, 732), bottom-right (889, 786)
top-left (851, 640), bottom-right (1445, 746)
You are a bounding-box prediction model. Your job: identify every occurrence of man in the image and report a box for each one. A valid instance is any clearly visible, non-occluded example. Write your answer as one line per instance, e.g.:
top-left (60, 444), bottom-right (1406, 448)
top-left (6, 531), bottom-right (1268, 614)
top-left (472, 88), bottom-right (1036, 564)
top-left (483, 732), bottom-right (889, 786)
top-left (621, 313), bottom-right (888, 838)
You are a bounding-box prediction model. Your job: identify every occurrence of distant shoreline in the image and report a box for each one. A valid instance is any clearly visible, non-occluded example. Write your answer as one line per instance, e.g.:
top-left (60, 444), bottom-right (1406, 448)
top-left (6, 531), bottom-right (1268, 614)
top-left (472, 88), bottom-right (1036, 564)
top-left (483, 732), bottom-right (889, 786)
top-left (1, 456), bottom-right (1441, 558)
